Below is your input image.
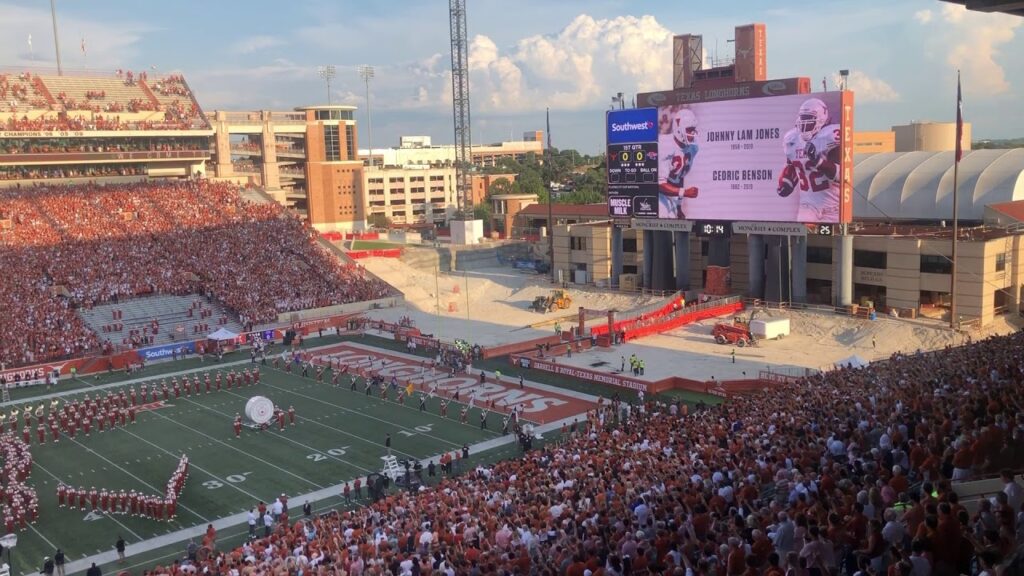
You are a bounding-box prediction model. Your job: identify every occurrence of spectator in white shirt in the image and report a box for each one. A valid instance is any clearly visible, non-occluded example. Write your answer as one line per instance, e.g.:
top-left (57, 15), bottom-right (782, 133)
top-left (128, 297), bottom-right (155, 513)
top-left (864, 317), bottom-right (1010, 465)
top-left (1001, 469), bottom-right (1023, 512)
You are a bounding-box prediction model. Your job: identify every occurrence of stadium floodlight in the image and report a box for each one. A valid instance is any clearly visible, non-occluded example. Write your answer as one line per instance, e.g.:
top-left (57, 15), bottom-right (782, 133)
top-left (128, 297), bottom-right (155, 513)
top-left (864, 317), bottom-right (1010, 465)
top-left (358, 65), bottom-right (375, 166)
top-left (318, 65), bottom-right (337, 105)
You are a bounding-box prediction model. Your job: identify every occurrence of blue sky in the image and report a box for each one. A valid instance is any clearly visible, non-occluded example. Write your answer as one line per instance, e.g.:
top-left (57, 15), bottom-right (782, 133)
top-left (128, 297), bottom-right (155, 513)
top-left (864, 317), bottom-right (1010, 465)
top-left (2, 0), bottom-right (1021, 153)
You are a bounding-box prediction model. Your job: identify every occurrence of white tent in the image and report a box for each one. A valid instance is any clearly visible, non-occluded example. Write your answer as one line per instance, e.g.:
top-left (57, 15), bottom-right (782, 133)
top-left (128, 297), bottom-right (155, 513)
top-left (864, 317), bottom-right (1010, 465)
top-left (206, 327), bottom-right (239, 341)
top-left (834, 354), bottom-right (869, 370)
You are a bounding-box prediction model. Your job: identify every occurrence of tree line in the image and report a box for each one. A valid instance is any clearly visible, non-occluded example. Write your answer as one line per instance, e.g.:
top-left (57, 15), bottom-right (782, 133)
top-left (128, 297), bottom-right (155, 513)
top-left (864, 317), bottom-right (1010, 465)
top-left (473, 149), bottom-right (606, 221)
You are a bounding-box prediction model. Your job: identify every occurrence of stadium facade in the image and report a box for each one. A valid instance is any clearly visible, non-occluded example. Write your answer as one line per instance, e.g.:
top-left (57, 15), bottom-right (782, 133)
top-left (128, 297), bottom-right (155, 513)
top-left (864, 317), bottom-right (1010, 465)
top-left (560, 23), bottom-right (1024, 327)
top-left (207, 105), bottom-right (365, 231)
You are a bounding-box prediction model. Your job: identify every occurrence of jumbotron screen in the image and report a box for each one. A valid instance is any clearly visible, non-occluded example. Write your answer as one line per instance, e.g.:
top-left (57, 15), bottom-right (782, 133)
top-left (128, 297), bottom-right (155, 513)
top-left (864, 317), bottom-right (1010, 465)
top-left (606, 91), bottom-right (854, 224)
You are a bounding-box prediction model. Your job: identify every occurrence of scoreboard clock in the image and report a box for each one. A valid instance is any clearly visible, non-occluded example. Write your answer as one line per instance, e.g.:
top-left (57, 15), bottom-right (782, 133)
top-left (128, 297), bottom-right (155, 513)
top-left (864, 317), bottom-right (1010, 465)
top-left (693, 221), bottom-right (731, 237)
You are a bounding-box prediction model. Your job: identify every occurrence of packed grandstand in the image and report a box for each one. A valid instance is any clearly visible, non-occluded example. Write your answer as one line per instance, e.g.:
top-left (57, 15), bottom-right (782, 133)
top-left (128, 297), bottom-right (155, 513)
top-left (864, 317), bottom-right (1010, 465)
top-left (1, 64), bottom-right (1022, 576)
top-left (0, 179), bottom-right (394, 367)
top-left (141, 331), bottom-right (1024, 575)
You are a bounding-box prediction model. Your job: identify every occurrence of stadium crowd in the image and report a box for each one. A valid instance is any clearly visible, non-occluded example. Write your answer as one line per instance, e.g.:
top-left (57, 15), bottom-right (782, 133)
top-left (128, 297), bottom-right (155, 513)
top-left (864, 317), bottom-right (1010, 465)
top-left (0, 180), bottom-right (394, 367)
top-left (150, 75), bottom-right (193, 98)
top-left (0, 164), bottom-right (149, 181)
top-left (1, 113), bottom-right (206, 132)
top-left (0, 72), bottom-right (49, 111)
top-left (137, 331), bottom-right (1024, 576)
top-left (0, 136), bottom-right (208, 155)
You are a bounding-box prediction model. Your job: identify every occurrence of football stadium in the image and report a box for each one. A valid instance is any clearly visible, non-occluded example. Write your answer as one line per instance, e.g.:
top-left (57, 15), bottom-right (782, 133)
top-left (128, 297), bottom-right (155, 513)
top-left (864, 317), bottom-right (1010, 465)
top-left (2, 2), bottom-right (1024, 576)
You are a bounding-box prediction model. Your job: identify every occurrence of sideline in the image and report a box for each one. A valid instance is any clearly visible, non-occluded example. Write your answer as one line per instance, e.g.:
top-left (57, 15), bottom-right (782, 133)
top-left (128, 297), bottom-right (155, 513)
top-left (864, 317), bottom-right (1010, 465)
top-left (1, 358), bottom-right (255, 409)
top-left (0, 334), bottom-right (356, 410)
top-left (55, 415), bottom-right (574, 576)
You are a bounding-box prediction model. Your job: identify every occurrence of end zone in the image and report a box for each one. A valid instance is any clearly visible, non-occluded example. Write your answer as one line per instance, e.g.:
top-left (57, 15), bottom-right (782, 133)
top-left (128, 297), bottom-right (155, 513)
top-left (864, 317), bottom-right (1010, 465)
top-left (309, 342), bottom-right (597, 424)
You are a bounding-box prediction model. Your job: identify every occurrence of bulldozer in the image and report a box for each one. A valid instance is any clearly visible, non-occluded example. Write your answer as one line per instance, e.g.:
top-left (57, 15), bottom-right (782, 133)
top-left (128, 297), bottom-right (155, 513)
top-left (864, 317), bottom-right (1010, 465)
top-left (711, 309), bottom-right (759, 347)
top-left (530, 289), bottom-right (572, 313)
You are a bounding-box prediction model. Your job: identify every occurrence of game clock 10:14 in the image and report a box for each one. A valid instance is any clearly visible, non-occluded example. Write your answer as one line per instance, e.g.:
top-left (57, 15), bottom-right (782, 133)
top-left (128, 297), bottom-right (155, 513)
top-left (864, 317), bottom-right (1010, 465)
top-left (607, 142), bottom-right (659, 218)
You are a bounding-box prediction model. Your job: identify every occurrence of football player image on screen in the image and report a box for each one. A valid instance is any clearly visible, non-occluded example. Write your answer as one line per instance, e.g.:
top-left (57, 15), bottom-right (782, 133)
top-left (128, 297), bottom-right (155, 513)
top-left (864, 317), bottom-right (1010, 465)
top-left (658, 107), bottom-right (700, 219)
top-left (777, 98), bottom-right (841, 222)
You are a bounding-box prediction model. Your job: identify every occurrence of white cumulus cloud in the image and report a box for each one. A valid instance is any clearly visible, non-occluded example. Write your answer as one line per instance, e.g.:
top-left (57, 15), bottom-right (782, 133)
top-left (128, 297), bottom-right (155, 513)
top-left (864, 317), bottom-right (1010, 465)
top-left (832, 70), bottom-right (900, 102)
top-left (920, 4), bottom-right (1021, 94)
top-left (940, 4), bottom-right (966, 23)
top-left (467, 13), bottom-right (674, 113)
top-left (913, 9), bottom-right (933, 24)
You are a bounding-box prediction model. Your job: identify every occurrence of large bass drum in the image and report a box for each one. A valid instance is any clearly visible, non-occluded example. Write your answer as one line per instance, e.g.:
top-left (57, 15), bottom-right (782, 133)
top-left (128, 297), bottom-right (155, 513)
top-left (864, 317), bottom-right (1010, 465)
top-left (245, 396), bottom-right (275, 425)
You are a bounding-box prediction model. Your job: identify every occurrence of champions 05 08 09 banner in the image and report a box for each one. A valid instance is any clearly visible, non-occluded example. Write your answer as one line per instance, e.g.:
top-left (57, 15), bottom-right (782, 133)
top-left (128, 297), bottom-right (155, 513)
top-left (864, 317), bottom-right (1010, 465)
top-left (606, 91), bottom-right (853, 224)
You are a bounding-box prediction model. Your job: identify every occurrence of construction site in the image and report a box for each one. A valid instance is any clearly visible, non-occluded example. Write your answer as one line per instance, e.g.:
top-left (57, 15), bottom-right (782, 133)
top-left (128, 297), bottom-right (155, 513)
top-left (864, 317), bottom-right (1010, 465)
top-left (361, 244), bottom-right (1024, 392)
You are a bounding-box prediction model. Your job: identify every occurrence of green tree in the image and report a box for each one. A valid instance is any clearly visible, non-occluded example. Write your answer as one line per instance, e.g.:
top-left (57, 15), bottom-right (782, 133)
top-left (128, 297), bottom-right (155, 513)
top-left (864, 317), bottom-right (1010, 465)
top-left (473, 202), bottom-right (492, 223)
top-left (557, 188), bottom-right (604, 204)
top-left (487, 177), bottom-right (516, 196)
top-left (516, 170), bottom-right (546, 195)
top-left (367, 214), bottom-right (391, 229)
top-left (973, 138), bottom-right (1024, 149)
top-left (473, 149), bottom-right (607, 207)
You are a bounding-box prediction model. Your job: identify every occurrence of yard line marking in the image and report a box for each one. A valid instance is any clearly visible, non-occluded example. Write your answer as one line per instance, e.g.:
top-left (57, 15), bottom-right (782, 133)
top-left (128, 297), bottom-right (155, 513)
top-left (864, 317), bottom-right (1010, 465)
top-left (59, 433), bottom-right (210, 523)
top-left (267, 364), bottom-right (508, 438)
top-left (34, 461), bottom-right (144, 542)
top-left (174, 396), bottom-right (375, 475)
top-left (112, 426), bottom-right (264, 502)
top-left (256, 376), bottom-right (483, 448)
top-left (219, 388), bottom-right (421, 460)
top-left (138, 406), bottom-right (325, 490)
top-left (25, 516), bottom-right (59, 551)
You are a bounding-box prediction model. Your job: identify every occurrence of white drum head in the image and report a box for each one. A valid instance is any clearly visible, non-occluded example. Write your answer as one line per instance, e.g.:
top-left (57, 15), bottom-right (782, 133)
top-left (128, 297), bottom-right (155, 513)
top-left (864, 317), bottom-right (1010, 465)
top-left (245, 396), bottom-right (275, 425)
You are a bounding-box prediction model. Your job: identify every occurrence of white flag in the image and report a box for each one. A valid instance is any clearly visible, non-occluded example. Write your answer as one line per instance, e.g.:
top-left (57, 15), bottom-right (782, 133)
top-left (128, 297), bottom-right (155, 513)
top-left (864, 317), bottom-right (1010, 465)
top-left (27, 34), bottom-right (32, 51)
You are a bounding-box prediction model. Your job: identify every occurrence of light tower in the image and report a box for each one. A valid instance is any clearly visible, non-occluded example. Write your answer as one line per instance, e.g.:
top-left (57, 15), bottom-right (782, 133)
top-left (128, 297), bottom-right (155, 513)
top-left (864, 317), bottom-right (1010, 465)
top-left (358, 65), bottom-right (375, 167)
top-left (317, 65), bottom-right (336, 105)
top-left (449, 0), bottom-right (473, 215)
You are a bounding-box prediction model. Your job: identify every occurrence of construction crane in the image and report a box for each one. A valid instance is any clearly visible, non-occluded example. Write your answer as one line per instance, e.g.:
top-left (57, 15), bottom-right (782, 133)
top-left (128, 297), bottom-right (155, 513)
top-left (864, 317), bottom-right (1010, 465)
top-left (449, 0), bottom-right (473, 216)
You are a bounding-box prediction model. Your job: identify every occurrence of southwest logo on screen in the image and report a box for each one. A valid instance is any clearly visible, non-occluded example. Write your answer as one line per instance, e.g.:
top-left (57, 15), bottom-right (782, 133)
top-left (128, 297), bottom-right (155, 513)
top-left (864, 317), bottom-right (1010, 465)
top-left (609, 120), bottom-right (654, 132)
top-left (607, 108), bottom-right (658, 144)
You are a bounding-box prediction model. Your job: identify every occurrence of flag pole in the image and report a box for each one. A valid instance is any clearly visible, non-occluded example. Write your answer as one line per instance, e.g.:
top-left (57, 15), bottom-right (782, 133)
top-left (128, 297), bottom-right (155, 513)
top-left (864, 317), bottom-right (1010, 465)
top-left (546, 107), bottom-right (555, 284)
top-left (50, 0), bottom-right (63, 75)
top-left (950, 70), bottom-right (962, 330)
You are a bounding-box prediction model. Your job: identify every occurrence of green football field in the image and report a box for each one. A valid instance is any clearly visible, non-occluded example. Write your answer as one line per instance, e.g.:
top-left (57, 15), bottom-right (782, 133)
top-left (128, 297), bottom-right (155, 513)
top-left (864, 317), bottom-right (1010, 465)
top-left (6, 358), bottom-right (518, 576)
